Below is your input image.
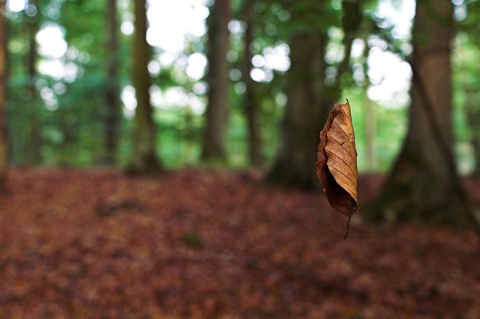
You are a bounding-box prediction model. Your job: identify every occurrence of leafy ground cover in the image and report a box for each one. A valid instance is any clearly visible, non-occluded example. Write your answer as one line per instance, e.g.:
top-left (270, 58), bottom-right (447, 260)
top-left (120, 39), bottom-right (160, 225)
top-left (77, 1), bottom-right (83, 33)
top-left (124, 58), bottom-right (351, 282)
top-left (0, 169), bottom-right (479, 318)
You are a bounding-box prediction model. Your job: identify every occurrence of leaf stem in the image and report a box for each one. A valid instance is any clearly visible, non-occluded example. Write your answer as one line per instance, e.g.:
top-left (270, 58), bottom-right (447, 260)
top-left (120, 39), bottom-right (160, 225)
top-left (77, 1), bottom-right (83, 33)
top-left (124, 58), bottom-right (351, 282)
top-left (344, 215), bottom-right (352, 239)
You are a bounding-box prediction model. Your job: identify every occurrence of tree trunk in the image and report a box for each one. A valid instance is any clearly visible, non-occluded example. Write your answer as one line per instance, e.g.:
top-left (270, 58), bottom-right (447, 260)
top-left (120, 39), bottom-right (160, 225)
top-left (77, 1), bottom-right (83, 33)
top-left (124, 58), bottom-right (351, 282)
top-left (201, 0), bottom-right (231, 164)
top-left (104, 0), bottom-right (121, 166)
top-left (266, 0), bottom-right (361, 189)
top-left (242, 0), bottom-right (263, 167)
top-left (265, 31), bottom-right (329, 189)
top-left (25, 1), bottom-right (41, 166)
top-left (464, 88), bottom-right (480, 175)
top-left (366, 0), bottom-right (478, 228)
top-left (127, 0), bottom-right (163, 175)
top-left (364, 92), bottom-right (377, 172)
top-left (0, 0), bottom-right (8, 192)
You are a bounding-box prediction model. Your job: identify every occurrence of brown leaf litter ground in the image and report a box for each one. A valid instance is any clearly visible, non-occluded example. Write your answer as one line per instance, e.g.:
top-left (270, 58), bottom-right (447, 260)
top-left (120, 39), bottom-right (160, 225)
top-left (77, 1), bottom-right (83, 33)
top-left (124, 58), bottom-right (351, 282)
top-left (0, 169), bottom-right (478, 318)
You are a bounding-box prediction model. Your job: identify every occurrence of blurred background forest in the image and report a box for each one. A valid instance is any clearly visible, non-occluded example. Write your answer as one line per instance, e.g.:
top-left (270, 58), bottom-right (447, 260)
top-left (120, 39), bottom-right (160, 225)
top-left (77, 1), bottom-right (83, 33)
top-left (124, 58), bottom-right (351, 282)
top-left (1, 1), bottom-right (480, 318)
top-left (0, 0), bottom-right (476, 174)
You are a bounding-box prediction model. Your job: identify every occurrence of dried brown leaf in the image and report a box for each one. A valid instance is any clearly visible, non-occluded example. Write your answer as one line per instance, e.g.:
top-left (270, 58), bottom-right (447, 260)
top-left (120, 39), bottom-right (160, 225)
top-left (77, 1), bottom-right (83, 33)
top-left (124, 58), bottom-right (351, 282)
top-left (316, 100), bottom-right (358, 223)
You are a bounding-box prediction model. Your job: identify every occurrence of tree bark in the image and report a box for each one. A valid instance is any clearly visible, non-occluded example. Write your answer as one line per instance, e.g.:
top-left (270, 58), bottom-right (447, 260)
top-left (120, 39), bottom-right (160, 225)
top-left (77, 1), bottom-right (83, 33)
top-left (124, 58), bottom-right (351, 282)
top-left (364, 93), bottom-right (377, 171)
top-left (201, 0), bottom-right (231, 164)
top-left (266, 0), bottom-right (361, 189)
top-left (0, 0), bottom-right (8, 192)
top-left (464, 88), bottom-right (480, 175)
top-left (104, 0), bottom-right (121, 166)
top-left (25, 0), bottom-right (41, 166)
top-left (366, 0), bottom-right (479, 229)
top-left (242, 0), bottom-right (263, 167)
top-left (265, 31), bottom-right (329, 189)
top-left (127, 0), bottom-right (163, 175)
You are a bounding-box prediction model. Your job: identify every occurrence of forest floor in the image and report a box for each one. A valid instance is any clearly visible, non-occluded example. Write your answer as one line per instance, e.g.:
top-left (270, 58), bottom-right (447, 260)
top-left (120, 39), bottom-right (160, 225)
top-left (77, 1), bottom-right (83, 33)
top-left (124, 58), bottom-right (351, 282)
top-left (0, 168), bottom-right (479, 319)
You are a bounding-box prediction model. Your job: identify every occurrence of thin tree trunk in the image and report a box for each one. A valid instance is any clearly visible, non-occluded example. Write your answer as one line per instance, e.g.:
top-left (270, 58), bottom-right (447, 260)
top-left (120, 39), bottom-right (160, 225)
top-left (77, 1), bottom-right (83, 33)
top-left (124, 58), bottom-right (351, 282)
top-left (25, 0), bottom-right (41, 166)
top-left (127, 0), bottom-right (163, 175)
top-left (201, 0), bottom-right (231, 163)
top-left (366, 0), bottom-right (479, 230)
top-left (242, 0), bottom-right (263, 167)
top-left (464, 88), bottom-right (480, 175)
top-left (364, 92), bottom-right (377, 171)
top-left (0, 0), bottom-right (8, 192)
top-left (104, 0), bottom-right (120, 166)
